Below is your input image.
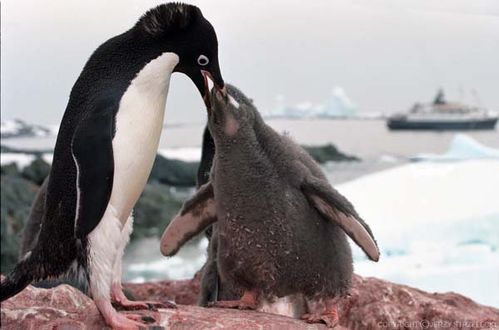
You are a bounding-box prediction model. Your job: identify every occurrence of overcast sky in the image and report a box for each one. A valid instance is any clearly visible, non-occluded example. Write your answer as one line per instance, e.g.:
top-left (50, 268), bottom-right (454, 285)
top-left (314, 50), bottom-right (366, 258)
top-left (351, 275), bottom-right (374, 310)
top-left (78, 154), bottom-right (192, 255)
top-left (1, 0), bottom-right (499, 125)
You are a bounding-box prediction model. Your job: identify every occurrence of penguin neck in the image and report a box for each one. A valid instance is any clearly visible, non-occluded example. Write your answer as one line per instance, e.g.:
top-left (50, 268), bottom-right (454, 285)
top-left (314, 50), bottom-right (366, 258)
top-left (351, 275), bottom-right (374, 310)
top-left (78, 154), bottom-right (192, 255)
top-left (130, 52), bottom-right (179, 110)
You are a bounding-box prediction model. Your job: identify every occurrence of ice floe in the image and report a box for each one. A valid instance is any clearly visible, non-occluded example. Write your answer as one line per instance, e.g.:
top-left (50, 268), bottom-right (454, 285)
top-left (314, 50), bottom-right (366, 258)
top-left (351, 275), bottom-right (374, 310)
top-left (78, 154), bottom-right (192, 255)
top-left (412, 134), bottom-right (499, 162)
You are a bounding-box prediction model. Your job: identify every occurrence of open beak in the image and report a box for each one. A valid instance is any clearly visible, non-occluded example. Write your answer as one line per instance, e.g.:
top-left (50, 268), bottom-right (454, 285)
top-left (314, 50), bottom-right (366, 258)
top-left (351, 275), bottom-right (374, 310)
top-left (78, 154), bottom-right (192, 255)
top-left (201, 70), bottom-right (227, 110)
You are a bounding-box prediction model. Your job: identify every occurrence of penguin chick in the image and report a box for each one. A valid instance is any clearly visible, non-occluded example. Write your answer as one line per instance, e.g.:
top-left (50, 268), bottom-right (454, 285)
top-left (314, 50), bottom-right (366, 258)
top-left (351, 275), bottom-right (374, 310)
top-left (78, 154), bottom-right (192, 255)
top-left (161, 84), bottom-right (379, 328)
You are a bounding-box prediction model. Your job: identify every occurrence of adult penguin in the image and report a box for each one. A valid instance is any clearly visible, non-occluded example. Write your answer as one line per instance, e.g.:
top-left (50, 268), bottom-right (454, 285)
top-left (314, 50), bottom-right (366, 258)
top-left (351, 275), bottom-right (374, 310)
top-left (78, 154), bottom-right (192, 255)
top-left (0, 3), bottom-right (225, 329)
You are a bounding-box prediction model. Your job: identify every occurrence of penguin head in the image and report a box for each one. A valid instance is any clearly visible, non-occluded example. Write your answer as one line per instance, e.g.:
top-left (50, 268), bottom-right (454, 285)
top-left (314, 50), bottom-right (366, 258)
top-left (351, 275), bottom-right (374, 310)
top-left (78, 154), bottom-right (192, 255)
top-left (135, 3), bottom-right (226, 108)
top-left (208, 84), bottom-right (259, 141)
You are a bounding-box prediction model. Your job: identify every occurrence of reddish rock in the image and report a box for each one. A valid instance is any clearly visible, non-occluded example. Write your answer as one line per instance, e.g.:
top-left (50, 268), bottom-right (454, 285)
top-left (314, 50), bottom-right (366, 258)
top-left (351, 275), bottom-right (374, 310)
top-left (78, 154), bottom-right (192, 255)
top-left (1, 274), bottom-right (498, 329)
top-left (124, 274), bottom-right (201, 306)
top-left (160, 305), bottom-right (328, 330)
top-left (0, 281), bottom-right (105, 329)
top-left (342, 275), bottom-right (499, 329)
top-left (0, 276), bottom-right (325, 329)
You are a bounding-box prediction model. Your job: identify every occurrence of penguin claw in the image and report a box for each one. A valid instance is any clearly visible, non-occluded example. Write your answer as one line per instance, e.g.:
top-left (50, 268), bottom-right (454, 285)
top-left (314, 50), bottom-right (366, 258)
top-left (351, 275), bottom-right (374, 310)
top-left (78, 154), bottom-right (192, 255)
top-left (208, 300), bottom-right (257, 310)
top-left (95, 298), bottom-right (153, 329)
top-left (109, 312), bottom-right (149, 330)
top-left (112, 283), bottom-right (176, 311)
top-left (123, 313), bottom-right (155, 323)
top-left (208, 290), bottom-right (259, 310)
top-left (301, 312), bottom-right (339, 328)
top-left (113, 300), bottom-right (148, 310)
top-left (115, 299), bottom-right (175, 311)
top-left (147, 300), bottom-right (177, 309)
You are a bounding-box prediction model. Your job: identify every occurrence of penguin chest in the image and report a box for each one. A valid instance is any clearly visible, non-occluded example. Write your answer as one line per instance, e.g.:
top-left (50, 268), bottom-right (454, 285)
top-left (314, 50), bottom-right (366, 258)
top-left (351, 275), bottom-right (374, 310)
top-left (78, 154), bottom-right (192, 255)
top-left (109, 52), bottom-right (179, 222)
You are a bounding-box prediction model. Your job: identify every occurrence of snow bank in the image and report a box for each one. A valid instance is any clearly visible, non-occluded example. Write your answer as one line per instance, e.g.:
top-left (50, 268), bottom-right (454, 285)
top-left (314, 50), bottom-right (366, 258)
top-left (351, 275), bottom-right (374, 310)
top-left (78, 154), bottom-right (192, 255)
top-left (0, 120), bottom-right (24, 135)
top-left (158, 147), bottom-right (202, 162)
top-left (1, 119), bottom-right (52, 138)
top-left (0, 153), bottom-right (36, 169)
top-left (337, 159), bottom-right (499, 307)
top-left (125, 238), bottom-right (208, 283)
top-left (337, 159), bottom-right (499, 227)
top-left (0, 153), bottom-right (53, 168)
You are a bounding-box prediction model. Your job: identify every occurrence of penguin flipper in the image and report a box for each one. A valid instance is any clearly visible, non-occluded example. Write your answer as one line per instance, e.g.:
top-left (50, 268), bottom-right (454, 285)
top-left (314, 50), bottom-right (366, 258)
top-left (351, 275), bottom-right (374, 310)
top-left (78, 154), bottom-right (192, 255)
top-left (160, 182), bottom-right (216, 256)
top-left (20, 176), bottom-right (49, 257)
top-left (302, 176), bottom-right (380, 261)
top-left (72, 102), bottom-right (115, 239)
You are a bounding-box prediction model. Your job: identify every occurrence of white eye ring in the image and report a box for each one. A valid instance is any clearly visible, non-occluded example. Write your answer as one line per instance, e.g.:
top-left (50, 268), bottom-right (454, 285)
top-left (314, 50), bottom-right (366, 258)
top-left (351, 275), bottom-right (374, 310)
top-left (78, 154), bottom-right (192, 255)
top-left (197, 54), bottom-right (209, 66)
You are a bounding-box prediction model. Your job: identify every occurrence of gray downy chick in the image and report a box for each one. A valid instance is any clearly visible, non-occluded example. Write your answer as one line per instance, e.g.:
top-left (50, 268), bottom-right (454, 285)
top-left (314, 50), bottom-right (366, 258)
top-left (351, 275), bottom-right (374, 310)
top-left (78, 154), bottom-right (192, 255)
top-left (161, 84), bottom-right (379, 327)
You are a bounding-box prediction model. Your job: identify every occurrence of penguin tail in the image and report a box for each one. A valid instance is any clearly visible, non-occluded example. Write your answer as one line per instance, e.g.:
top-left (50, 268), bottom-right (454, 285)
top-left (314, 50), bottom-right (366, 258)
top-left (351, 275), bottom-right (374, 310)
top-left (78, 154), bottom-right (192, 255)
top-left (0, 253), bottom-right (38, 301)
top-left (0, 272), bottom-right (33, 301)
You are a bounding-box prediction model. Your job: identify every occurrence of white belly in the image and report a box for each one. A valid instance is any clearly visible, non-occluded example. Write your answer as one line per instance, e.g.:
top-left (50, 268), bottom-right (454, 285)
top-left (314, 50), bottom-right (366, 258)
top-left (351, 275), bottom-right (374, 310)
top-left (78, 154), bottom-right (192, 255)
top-left (109, 52), bottom-right (179, 222)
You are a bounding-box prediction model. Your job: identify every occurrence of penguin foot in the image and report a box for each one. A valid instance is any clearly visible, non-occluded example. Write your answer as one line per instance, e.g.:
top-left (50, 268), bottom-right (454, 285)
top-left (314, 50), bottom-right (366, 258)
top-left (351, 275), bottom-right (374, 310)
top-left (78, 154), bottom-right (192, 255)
top-left (114, 297), bottom-right (175, 311)
top-left (112, 283), bottom-right (176, 310)
top-left (95, 298), bottom-right (150, 330)
top-left (111, 312), bottom-right (150, 329)
top-left (208, 290), bottom-right (258, 310)
top-left (123, 313), bottom-right (156, 323)
top-left (301, 309), bottom-right (339, 328)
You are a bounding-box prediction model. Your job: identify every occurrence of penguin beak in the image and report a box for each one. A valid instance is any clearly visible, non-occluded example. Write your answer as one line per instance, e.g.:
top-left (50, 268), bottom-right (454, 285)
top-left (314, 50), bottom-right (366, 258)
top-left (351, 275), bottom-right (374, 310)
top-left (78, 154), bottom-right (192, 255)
top-left (201, 70), bottom-right (226, 110)
top-left (176, 62), bottom-right (225, 112)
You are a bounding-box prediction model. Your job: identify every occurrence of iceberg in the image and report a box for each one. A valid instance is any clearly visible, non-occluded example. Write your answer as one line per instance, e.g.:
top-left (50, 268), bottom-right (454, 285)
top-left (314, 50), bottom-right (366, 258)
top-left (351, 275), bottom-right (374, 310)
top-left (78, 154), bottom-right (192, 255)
top-left (322, 86), bottom-right (357, 117)
top-left (265, 86), bottom-right (357, 118)
top-left (412, 134), bottom-right (499, 162)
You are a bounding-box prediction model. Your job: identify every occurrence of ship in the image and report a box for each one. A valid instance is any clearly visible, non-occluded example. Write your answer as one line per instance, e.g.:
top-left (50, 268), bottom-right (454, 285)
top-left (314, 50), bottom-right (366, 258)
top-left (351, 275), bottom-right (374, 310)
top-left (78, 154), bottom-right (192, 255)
top-left (387, 89), bottom-right (498, 130)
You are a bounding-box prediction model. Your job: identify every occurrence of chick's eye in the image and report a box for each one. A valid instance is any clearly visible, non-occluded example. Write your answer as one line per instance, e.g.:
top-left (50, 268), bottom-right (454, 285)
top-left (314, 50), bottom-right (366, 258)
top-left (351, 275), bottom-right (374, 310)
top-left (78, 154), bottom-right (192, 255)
top-left (197, 55), bottom-right (209, 66)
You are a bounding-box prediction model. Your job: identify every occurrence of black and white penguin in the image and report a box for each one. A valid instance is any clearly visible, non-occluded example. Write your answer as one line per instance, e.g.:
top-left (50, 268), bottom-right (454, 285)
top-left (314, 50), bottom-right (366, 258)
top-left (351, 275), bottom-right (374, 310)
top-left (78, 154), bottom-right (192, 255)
top-left (0, 3), bottom-right (225, 329)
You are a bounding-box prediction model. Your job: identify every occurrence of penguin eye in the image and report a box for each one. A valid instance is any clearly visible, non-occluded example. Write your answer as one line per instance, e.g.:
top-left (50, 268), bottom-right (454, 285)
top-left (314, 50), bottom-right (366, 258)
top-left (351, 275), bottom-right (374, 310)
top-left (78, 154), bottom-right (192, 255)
top-left (197, 55), bottom-right (209, 66)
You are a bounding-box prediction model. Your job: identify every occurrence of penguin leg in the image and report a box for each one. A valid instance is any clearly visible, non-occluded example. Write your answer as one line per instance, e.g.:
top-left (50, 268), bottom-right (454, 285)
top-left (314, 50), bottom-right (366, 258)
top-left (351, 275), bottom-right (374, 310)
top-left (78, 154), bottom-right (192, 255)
top-left (208, 289), bottom-right (259, 310)
top-left (198, 224), bottom-right (220, 306)
top-left (110, 215), bottom-right (175, 310)
top-left (301, 298), bottom-right (339, 328)
top-left (87, 205), bottom-right (147, 329)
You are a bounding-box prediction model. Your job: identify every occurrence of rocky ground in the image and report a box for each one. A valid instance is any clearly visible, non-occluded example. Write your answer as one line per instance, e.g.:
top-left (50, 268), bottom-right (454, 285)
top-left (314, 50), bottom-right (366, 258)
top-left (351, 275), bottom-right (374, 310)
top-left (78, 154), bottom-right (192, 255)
top-left (1, 274), bottom-right (497, 329)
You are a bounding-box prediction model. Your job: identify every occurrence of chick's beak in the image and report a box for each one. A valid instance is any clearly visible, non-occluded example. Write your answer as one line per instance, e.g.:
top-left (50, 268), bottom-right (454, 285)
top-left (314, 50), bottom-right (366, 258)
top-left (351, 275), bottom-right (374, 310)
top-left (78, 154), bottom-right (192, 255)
top-left (201, 70), bottom-right (227, 109)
